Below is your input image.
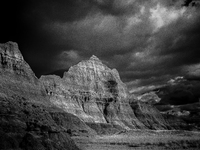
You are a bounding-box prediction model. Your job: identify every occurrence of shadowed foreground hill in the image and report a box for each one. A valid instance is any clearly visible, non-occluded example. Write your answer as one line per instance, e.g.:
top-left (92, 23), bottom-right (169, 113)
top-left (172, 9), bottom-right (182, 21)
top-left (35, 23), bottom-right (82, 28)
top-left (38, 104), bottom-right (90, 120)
top-left (0, 94), bottom-right (81, 150)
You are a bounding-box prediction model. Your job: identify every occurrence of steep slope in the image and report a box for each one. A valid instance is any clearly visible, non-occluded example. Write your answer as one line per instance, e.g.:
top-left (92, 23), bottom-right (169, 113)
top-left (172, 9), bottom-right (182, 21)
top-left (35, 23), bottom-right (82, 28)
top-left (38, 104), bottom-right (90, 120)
top-left (130, 101), bottom-right (171, 130)
top-left (0, 94), bottom-right (81, 150)
top-left (0, 41), bottom-right (47, 102)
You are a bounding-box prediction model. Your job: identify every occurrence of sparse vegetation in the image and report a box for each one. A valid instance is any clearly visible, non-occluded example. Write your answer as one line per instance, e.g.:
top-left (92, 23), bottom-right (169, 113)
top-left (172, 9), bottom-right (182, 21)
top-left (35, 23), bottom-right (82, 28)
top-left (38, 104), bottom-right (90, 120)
top-left (73, 130), bottom-right (200, 150)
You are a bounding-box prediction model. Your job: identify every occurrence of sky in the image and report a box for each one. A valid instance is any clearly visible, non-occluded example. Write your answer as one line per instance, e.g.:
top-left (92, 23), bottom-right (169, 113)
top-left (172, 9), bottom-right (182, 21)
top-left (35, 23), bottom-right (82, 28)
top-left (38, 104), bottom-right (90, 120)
top-left (1, 0), bottom-right (200, 93)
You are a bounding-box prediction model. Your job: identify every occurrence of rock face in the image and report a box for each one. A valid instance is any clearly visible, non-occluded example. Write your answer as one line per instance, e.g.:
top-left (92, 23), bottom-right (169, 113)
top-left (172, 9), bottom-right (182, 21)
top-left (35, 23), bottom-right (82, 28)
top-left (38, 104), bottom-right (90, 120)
top-left (0, 42), bottom-right (47, 102)
top-left (41, 55), bottom-right (146, 129)
top-left (0, 42), bottom-right (94, 150)
top-left (0, 94), bottom-right (81, 150)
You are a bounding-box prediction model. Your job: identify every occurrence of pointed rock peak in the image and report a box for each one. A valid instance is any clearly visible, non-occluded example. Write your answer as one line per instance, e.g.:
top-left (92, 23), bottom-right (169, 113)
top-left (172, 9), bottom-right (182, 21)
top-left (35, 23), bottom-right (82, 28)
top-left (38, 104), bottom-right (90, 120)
top-left (89, 55), bottom-right (100, 61)
top-left (0, 41), bottom-right (24, 61)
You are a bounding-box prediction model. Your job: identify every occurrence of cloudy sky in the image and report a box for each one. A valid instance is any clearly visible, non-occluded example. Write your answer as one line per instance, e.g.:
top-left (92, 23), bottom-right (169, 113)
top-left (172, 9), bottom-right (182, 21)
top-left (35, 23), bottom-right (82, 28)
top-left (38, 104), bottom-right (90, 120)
top-left (1, 0), bottom-right (200, 93)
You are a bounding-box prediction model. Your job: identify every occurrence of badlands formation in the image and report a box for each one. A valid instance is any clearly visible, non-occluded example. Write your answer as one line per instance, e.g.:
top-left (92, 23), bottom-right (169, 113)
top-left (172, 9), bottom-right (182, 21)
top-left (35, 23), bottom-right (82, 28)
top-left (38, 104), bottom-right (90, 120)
top-left (40, 53), bottom-right (170, 130)
top-left (1, 42), bottom-right (199, 150)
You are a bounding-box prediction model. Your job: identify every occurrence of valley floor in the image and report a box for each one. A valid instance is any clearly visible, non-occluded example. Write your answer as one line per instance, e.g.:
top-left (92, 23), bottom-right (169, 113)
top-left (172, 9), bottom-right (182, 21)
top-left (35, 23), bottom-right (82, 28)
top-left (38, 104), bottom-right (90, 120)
top-left (72, 130), bottom-right (200, 150)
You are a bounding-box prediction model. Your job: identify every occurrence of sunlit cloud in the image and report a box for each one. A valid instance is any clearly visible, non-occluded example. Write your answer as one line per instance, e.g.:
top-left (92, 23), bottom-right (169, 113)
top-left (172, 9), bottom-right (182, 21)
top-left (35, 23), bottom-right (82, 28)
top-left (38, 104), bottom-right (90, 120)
top-left (150, 3), bottom-right (186, 32)
top-left (184, 63), bottom-right (200, 77)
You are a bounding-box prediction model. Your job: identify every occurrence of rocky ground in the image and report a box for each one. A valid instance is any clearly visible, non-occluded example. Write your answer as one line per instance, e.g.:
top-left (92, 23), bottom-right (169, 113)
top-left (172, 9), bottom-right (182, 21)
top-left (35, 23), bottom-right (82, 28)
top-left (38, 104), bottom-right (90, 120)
top-left (73, 130), bottom-right (200, 150)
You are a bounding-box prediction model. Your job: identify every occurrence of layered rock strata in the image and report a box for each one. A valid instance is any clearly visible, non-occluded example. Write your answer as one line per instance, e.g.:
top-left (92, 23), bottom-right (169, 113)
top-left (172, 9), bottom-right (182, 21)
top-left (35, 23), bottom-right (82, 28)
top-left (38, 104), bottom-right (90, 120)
top-left (0, 94), bottom-right (81, 150)
top-left (41, 55), bottom-right (146, 129)
top-left (0, 42), bottom-right (47, 102)
top-left (0, 41), bottom-right (172, 138)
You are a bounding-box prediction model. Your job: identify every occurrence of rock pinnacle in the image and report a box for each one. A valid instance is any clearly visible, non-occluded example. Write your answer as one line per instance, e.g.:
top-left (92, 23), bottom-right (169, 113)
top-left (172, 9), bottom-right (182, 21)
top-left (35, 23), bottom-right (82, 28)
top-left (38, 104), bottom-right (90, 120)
top-left (89, 55), bottom-right (100, 61)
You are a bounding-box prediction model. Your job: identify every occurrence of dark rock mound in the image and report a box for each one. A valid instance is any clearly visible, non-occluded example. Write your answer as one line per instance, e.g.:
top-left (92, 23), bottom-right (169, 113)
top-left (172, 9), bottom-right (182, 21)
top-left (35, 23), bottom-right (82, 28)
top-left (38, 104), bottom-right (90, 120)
top-left (0, 94), bottom-right (81, 150)
top-left (130, 101), bottom-right (171, 130)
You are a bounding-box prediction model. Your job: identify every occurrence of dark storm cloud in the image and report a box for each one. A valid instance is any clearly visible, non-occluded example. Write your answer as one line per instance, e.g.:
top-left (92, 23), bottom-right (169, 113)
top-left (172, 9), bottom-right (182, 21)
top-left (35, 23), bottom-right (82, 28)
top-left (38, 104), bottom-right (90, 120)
top-left (34, 0), bottom-right (96, 22)
top-left (45, 0), bottom-right (154, 67)
top-left (1, 0), bottom-right (200, 93)
top-left (126, 18), bottom-right (200, 92)
top-left (146, 9), bottom-right (200, 78)
top-left (88, 0), bottom-right (145, 16)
